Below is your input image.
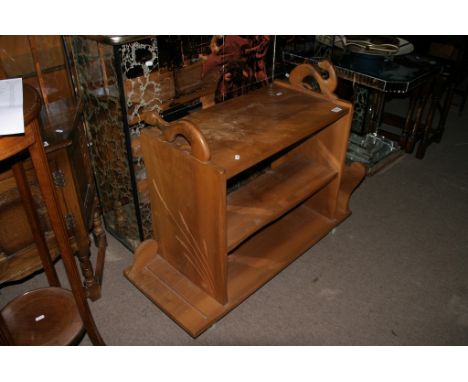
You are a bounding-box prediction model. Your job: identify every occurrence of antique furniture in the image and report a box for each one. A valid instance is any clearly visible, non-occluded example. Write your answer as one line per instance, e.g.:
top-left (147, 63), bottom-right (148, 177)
top-left (426, 39), bottom-right (468, 116)
top-left (125, 62), bottom-right (366, 337)
top-left (413, 40), bottom-right (467, 158)
top-left (41, 102), bottom-right (106, 299)
top-left (0, 36), bottom-right (106, 299)
top-left (0, 85), bottom-right (104, 345)
top-left (283, 38), bottom-right (453, 160)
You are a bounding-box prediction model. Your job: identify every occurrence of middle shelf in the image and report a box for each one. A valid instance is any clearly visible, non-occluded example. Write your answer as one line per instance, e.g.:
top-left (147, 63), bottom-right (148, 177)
top-left (226, 156), bottom-right (338, 252)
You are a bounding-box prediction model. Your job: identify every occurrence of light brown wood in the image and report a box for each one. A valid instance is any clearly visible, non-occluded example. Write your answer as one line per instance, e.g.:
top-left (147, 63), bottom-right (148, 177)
top-left (226, 157), bottom-right (337, 251)
top-left (125, 62), bottom-right (366, 337)
top-left (288, 59), bottom-right (338, 100)
top-left (184, 82), bottom-right (347, 179)
top-left (139, 126), bottom-right (227, 303)
top-left (0, 83), bottom-right (40, 160)
top-left (162, 120), bottom-right (211, 162)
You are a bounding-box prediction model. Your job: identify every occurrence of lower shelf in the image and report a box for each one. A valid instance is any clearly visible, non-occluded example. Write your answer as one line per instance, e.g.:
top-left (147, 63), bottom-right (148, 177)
top-left (124, 202), bottom-right (351, 337)
top-left (227, 157), bottom-right (337, 251)
top-left (124, 162), bottom-right (366, 337)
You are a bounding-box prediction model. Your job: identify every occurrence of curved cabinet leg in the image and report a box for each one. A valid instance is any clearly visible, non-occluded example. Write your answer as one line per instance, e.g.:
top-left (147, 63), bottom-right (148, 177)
top-left (337, 161), bottom-right (367, 217)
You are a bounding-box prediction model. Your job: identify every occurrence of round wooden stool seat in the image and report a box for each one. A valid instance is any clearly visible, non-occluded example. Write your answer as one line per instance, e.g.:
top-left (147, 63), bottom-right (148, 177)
top-left (1, 287), bottom-right (84, 345)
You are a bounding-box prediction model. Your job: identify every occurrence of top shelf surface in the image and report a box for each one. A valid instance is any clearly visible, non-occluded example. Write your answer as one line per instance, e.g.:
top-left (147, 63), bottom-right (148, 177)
top-left (184, 82), bottom-right (348, 178)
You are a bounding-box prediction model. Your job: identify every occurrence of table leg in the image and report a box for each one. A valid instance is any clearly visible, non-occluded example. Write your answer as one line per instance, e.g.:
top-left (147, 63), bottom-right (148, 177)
top-left (400, 87), bottom-right (421, 150)
top-left (406, 81), bottom-right (433, 153)
top-left (92, 196), bottom-right (107, 287)
top-left (12, 161), bottom-right (60, 287)
top-left (351, 85), bottom-right (369, 135)
top-left (370, 90), bottom-right (386, 135)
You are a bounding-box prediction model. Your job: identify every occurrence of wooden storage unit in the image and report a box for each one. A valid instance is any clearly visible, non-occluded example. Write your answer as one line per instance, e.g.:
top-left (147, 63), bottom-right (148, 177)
top-left (125, 62), bottom-right (366, 337)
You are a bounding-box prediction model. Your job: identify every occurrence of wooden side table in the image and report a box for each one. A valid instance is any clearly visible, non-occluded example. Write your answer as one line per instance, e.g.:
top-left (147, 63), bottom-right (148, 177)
top-left (0, 84), bottom-right (104, 345)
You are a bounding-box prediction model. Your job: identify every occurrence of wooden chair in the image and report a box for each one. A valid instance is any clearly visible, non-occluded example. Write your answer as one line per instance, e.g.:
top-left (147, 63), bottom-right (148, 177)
top-left (0, 84), bottom-right (104, 345)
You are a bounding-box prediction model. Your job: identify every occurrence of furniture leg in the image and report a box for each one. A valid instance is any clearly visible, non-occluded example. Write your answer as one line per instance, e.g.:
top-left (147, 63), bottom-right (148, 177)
top-left (416, 90), bottom-right (438, 159)
top-left (458, 83), bottom-right (468, 116)
top-left (436, 83), bottom-right (455, 142)
top-left (400, 88), bottom-right (420, 149)
top-left (76, 247), bottom-right (100, 301)
top-left (406, 82), bottom-right (432, 153)
top-left (75, 198), bottom-right (107, 301)
top-left (12, 161), bottom-right (60, 287)
top-left (92, 196), bottom-right (107, 287)
top-left (114, 200), bottom-right (126, 230)
top-left (369, 90), bottom-right (386, 135)
top-left (351, 85), bottom-right (369, 135)
top-left (27, 117), bottom-right (104, 345)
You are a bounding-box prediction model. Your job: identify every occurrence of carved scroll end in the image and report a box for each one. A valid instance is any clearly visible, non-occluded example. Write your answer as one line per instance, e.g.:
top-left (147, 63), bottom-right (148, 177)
top-left (124, 239), bottom-right (159, 277)
top-left (337, 161), bottom-right (367, 215)
top-left (289, 61), bottom-right (338, 100)
top-left (163, 120), bottom-right (211, 162)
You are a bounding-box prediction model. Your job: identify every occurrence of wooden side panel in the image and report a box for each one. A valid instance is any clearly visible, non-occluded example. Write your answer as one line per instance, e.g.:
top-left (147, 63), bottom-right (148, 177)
top-left (304, 99), bottom-right (354, 219)
top-left (141, 129), bottom-right (227, 304)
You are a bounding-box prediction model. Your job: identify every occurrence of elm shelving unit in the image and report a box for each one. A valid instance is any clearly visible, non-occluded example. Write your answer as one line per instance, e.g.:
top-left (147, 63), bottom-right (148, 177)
top-left (125, 62), bottom-right (366, 337)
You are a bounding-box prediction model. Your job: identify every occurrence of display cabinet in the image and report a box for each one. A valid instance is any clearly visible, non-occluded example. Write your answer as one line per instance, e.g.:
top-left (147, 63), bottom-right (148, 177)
top-left (67, 35), bottom-right (294, 249)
